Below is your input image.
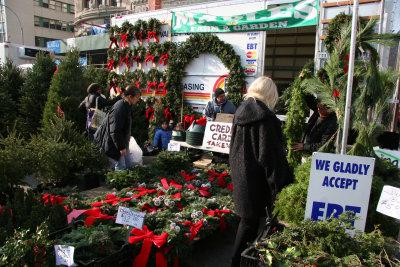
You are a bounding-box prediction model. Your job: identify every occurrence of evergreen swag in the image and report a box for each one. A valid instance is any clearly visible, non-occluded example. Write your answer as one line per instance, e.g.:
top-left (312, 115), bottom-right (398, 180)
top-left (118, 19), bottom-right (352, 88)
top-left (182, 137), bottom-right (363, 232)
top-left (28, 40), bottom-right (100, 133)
top-left (165, 33), bottom-right (246, 117)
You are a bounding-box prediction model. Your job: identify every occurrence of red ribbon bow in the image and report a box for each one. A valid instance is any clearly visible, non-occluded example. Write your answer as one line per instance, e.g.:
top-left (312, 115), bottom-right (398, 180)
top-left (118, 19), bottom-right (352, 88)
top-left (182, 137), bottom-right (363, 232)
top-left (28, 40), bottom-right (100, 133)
top-left (180, 220), bottom-right (204, 241)
top-left (91, 194), bottom-right (132, 207)
top-left (160, 178), bottom-right (182, 190)
top-left (207, 170), bottom-right (228, 188)
top-left (147, 31), bottom-right (160, 42)
top-left (83, 208), bottom-right (116, 226)
top-left (344, 53), bottom-right (350, 74)
top-left (106, 59), bottom-right (115, 71)
top-left (109, 37), bottom-right (119, 48)
top-left (184, 115), bottom-right (196, 129)
top-left (146, 107), bottom-right (154, 122)
top-left (42, 194), bottom-right (67, 205)
top-left (186, 184), bottom-right (211, 197)
top-left (120, 56), bottom-right (129, 68)
top-left (107, 81), bottom-right (117, 93)
top-left (334, 90), bottom-right (340, 98)
top-left (120, 33), bottom-right (128, 47)
top-left (158, 82), bottom-right (166, 95)
top-left (196, 117), bottom-right (207, 126)
top-left (159, 54), bottom-right (169, 66)
top-left (57, 106), bottom-right (64, 117)
top-left (130, 56), bottom-right (140, 67)
top-left (145, 53), bottom-right (155, 66)
top-left (165, 107), bottom-right (172, 120)
top-left (141, 203), bottom-right (162, 213)
top-left (203, 208), bottom-right (231, 231)
top-left (133, 81), bottom-right (140, 88)
top-left (135, 30), bottom-right (143, 43)
top-left (147, 82), bottom-right (157, 93)
top-left (180, 171), bottom-right (197, 182)
top-left (227, 182), bottom-right (233, 191)
top-left (129, 225), bottom-right (168, 267)
top-left (132, 188), bottom-right (158, 198)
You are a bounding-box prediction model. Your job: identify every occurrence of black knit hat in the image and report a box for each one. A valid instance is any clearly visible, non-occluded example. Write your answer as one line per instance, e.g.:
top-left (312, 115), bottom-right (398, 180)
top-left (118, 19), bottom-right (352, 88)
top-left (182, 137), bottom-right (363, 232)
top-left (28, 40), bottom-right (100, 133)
top-left (87, 83), bottom-right (100, 94)
top-left (214, 88), bottom-right (225, 98)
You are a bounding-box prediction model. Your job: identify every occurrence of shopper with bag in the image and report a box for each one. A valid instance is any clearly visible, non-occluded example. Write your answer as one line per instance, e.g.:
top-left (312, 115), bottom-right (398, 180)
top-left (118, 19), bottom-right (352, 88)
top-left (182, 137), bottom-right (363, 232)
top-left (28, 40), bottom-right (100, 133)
top-left (94, 85), bottom-right (141, 171)
top-left (229, 77), bottom-right (293, 267)
top-left (79, 83), bottom-right (121, 141)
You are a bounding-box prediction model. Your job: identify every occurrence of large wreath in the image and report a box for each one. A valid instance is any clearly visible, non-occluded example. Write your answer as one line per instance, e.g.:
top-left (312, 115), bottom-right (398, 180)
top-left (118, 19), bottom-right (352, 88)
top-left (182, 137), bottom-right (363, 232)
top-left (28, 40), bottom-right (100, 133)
top-left (165, 33), bottom-right (246, 118)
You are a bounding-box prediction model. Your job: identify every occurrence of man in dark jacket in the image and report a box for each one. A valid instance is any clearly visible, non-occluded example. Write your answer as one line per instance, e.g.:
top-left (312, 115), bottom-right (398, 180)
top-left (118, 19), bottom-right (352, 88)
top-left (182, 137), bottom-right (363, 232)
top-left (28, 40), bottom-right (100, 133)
top-left (203, 88), bottom-right (236, 121)
top-left (229, 77), bottom-right (293, 267)
top-left (292, 100), bottom-right (338, 153)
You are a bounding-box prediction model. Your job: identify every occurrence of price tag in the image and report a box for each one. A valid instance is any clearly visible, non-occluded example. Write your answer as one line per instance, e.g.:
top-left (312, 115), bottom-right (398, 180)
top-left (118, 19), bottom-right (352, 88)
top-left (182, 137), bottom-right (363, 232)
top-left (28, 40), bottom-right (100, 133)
top-left (377, 185), bottom-right (400, 220)
top-left (318, 52), bottom-right (328, 59)
top-left (54, 245), bottom-right (76, 266)
top-left (387, 99), bottom-right (400, 104)
top-left (116, 206), bottom-right (145, 229)
top-left (168, 143), bottom-right (181, 152)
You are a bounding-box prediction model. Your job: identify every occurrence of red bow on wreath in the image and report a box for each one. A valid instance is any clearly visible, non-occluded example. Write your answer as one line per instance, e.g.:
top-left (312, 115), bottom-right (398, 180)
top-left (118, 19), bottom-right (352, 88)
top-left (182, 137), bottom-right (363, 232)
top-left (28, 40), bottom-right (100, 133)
top-left (207, 170), bottom-right (228, 188)
top-left (158, 82), bottom-right (166, 95)
top-left (130, 56), bottom-right (140, 67)
top-left (135, 30), bottom-right (143, 43)
top-left (165, 107), bottom-right (172, 120)
top-left (203, 208), bottom-right (231, 232)
top-left (147, 31), bottom-right (160, 42)
top-left (120, 33), bottom-right (128, 47)
top-left (132, 80), bottom-right (140, 89)
top-left (344, 53), bottom-right (350, 74)
top-left (120, 56), bottom-right (129, 68)
top-left (107, 80), bottom-right (117, 94)
top-left (180, 220), bottom-right (204, 241)
top-left (146, 107), bottom-right (154, 122)
top-left (159, 54), bottom-right (169, 66)
top-left (106, 59), bottom-right (115, 71)
top-left (129, 225), bottom-right (168, 267)
top-left (83, 208), bottom-right (116, 226)
top-left (145, 53), bottom-right (155, 66)
top-left (334, 90), bottom-right (340, 98)
top-left (186, 183), bottom-right (211, 197)
top-left (42, 194), bottom-right (66, 205)
top-left (147, 82), bottom-right (157, 93)
top-left (91, 194), bottom-right (132, 207)
top-left (109, 37), bottom-right (119, 48)
top-left (180, 171), bottom-right (197, 182)
top-left (184, 115), bottom-right (196, 129)
top-left (160, 178), bottom-right (182, 190)
top-left (196, 117), bottom-right (207, 126)
top-left (57, 106), bottom-right (64, 117)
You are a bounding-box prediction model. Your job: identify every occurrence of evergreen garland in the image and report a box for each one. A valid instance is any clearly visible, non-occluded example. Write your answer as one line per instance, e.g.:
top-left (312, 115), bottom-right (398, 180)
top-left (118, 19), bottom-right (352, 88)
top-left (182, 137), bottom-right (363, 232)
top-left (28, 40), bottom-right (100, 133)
top-left (324, 12), bottom-right (352, 54)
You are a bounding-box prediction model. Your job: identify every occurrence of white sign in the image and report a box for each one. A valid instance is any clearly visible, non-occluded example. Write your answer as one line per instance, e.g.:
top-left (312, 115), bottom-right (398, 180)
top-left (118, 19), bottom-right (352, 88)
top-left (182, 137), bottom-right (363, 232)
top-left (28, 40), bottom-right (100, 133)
top-left (168, 142), bottom-right (181, 152)
top-left (304, 152), bottom-right (375, 232)
top-left (202, 121), bottom-right (232, 154)
top-left (377, 185), bottom-right (400, 220)
top-left (245, 32), bottom-right (260, 76)
top-left (115, 206), bottom-right (145, 229)
top-left (55, 245), bottom-right (76, 266)
top-left (374, 147), bottom-right (400, 169)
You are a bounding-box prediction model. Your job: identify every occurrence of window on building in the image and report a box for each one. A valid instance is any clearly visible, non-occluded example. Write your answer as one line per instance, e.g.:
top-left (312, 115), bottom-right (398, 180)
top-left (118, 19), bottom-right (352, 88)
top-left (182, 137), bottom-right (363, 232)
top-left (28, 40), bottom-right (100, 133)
top-left (111, 0), bottom-right (119, 7)
top-left (49, 0), bottom-right (55, 9)
top-left (62, 23), bottom-right (67, 31)
top-left (69, 5), bottom-right (75, 13)
top-left (62, 3), bottom-right (68, 12)
top-left (41, 0), bottom-right (49, 8)
top-left (55, 1), bottom-right (62, 11)
top-left (34, 16), bottom-right (40, 26)
top-left (35, 36), bottom-right (42, 47)
top-left (56, 21), bottom-right (62, 30)
top-left (84, 0), bottom-right (90, 8)
top-left (50, 19), bottom-right (55, 29)
top-left (34, 0), bottom-right (40, 7)
top-left (42, 18), bottom-right (50, 28)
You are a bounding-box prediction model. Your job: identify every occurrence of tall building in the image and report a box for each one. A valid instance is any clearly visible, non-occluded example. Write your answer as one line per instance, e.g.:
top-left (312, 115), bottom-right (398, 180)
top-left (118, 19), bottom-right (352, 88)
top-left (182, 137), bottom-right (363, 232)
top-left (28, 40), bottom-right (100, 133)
top-left (0, 0), bottom-right (75, 47)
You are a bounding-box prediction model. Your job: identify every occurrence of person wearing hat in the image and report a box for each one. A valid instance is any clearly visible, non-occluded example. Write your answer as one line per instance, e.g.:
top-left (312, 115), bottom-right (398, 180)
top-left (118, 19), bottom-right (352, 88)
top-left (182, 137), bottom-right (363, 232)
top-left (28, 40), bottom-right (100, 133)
top-left (79, 83), bottom-right (122, 141)
top-left (202, 88), bottom-right (236, 121)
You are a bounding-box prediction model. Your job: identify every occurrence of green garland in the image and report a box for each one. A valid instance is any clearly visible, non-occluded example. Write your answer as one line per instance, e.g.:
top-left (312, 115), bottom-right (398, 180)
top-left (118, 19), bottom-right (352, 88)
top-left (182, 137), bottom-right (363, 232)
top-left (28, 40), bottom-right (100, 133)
top-left (324, 12), bottom-right (352, 54)
top-left (165, 33), bottom-right (246, 118)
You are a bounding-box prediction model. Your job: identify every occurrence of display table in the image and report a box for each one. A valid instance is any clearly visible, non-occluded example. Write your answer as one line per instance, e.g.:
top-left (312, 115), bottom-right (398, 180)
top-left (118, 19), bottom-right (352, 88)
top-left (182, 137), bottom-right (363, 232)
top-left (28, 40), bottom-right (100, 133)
top-left (169, 140), bottom-right (229, 154)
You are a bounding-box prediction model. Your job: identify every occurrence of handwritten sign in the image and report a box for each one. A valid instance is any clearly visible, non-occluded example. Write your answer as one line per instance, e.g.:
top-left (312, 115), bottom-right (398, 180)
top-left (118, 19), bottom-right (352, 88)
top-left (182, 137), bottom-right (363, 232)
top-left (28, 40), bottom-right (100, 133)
top-left (202, 121), bottom-right (232, 153)
top-left (304, 152), bottom-right (375, 232)
top-left (168, 142), bottom-right (181, 152)
top-left (115, 206), bottom-right (145, 229)
top-left (377, 185), bottom-right (400, 220)
top-left (54, 245), bottom-right (76, 266)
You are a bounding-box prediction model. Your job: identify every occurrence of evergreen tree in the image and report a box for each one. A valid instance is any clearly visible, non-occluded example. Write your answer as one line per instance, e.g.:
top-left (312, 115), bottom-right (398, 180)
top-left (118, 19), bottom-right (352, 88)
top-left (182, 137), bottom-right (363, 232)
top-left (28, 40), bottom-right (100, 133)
top-left (83, 66), bottom-right (109, 95)
top-left (0, 59), bottom-right (24, 136)
top-left (17, 52), bottom-right (56, 138)
top-left (42, 50), bottom-right (88, 128)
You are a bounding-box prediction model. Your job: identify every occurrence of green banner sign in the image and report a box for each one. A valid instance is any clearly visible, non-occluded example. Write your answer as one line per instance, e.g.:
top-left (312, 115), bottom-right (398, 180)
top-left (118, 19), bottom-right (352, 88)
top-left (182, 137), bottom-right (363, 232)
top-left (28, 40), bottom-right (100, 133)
top-left (172, 0), bottom-right (319, 34)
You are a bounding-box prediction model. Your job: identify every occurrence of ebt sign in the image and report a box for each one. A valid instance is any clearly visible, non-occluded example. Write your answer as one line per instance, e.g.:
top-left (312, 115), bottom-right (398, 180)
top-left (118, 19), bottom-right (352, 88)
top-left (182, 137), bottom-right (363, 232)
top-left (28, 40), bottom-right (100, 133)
top-left (304, 153), bottom-right (375, 231)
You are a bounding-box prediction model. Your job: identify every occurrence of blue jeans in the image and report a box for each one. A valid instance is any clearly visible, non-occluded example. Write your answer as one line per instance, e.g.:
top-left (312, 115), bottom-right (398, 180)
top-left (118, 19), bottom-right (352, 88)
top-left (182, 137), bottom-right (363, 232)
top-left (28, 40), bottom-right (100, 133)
top-left (112, 147), bottom-right (132, 171)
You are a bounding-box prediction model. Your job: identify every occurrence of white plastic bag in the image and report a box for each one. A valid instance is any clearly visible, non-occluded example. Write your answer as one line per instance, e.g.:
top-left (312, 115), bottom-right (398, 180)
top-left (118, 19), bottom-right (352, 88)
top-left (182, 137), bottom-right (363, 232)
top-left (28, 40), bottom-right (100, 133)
top-left (129, 136), bottom-right (143, 166)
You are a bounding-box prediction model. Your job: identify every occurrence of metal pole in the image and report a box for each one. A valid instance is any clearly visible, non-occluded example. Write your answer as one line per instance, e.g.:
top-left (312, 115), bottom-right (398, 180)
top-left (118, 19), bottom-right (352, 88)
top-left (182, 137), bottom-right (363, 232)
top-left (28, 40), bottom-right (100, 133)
top-left (340, 0), bottom-right (359, 155)
top-left (0, 3), bottom-right (24, 44)
top-left (390, 78), bottom-right (400, 132)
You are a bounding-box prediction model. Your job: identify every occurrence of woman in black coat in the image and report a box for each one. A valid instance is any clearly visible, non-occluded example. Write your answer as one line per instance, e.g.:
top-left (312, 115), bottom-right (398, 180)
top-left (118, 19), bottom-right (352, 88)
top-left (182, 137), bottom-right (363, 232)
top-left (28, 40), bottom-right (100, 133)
top-left (229, 76), bottom-right (293, 266)
top-left (79, 83), bottom-right (121, 141)
top-left (94, 85), bottom-right (141, 171)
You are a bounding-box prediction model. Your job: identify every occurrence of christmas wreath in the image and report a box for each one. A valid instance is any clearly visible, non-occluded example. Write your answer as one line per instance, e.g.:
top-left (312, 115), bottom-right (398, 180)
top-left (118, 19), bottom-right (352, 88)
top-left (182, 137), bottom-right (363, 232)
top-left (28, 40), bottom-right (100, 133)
top-left (324, 12), bottom-right (352, 54)
top-left (119, 21), bottom-right (135, 47)
top-left (133, 19), bottom-right (148, 44)
top-left (147, 18), bottom-right (161, 42)
top-left (146, 42), bottom-right (161, 66)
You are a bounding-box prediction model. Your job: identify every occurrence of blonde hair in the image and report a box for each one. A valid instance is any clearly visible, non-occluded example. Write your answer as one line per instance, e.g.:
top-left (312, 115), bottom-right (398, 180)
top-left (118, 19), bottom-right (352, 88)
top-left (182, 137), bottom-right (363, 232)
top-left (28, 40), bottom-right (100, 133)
top-left (244, 76), bottom-right (278, 111)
